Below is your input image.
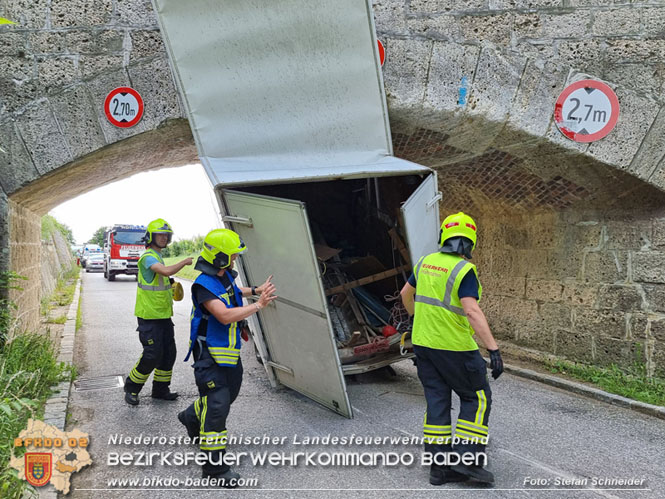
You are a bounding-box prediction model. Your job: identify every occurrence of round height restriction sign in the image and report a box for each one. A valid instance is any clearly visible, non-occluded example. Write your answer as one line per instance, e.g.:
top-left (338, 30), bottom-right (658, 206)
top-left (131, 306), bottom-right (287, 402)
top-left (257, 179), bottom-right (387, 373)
top-left (377, 39), bottom-right (386, 66)
top-left (104, 87), bottom-right (144, 128)
top-left (554, 79), bottom-right (619, 143)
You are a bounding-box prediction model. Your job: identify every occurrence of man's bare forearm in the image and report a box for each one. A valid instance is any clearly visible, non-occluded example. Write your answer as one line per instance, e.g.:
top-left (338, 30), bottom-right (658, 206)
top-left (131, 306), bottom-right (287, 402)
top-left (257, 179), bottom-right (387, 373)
top-left (466, 308), bottom-right (498, 351)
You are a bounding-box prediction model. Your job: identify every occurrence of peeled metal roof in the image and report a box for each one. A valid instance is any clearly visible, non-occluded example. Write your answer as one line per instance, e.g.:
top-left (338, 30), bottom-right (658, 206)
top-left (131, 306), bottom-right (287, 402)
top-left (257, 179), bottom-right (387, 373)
top-left (153, 0), bottom-right (429, 186)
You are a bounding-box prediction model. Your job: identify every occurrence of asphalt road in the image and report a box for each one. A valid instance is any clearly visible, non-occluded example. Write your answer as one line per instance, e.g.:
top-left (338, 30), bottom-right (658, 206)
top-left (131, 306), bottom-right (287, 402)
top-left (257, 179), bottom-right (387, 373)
top-left (65, 270), bottom-right (665, 498)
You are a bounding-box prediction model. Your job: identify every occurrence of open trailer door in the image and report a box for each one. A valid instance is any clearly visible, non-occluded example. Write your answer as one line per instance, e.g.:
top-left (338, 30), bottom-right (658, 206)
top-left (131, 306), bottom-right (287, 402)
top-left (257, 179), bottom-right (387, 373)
top-left (223, 189), bottom-right (353, 418)
top-left (401, 174), bottom-right (442, 266)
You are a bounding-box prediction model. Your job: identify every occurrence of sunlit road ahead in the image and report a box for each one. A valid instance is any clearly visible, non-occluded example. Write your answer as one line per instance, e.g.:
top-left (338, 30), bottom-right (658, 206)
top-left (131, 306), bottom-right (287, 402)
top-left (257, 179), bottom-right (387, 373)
top-left (66, 270), bottom-right (664, 498)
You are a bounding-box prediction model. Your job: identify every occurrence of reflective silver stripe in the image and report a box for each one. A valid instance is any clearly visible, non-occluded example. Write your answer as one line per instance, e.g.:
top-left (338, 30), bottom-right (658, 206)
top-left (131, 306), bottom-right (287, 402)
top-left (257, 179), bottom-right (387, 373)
top-left (443, 260), bottom-right (469, 314)
top-left (414, 295), bottom-right (465, 316)
top-left (137, 282), bottom-right (172, 291)
top-left (414, 256), bottom-right (425, 280)
top-left (137, 251), bottom-right (171, 290)
top-left (414, 259), bottom-right (470, 316)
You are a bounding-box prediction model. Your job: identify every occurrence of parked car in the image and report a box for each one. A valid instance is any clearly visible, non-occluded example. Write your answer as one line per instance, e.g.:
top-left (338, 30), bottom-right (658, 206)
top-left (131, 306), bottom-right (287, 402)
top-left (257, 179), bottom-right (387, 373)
top-left (86, 254), bottom-right (105, 273)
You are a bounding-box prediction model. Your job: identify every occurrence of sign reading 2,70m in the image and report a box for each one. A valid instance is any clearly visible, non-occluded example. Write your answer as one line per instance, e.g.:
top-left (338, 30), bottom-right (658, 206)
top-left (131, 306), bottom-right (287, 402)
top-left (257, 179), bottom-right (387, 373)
top-left (104, 87), bottom-right (144, 128)
top-left (554, 79), bottom-right (619, 143)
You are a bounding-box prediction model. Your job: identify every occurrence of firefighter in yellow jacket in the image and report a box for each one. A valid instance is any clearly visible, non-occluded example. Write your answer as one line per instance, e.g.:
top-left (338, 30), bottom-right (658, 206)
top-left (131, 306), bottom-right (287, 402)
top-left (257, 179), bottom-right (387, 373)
top-left (401, 212), bottom-right (503, 485)
top-left (124, 219), bottom-right (193, 405)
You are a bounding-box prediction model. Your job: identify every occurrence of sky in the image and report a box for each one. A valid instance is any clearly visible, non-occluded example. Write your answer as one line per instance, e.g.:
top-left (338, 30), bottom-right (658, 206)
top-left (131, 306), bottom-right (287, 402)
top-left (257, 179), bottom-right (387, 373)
top-left (50, 164), bottom-right (221, 245)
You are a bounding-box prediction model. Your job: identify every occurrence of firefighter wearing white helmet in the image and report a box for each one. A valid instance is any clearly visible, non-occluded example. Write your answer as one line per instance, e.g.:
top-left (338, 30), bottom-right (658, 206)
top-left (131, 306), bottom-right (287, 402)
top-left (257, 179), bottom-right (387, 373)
top-left (178, 228), bottom-right (276, 488)
top-left (124, 218), bottom-right (193, 405)
top-left (401, 212), bottom-right (503, 486)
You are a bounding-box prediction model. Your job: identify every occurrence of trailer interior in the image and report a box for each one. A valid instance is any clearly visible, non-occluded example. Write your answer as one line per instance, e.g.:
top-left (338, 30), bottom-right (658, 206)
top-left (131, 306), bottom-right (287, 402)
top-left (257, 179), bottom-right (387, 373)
top-left (230, 173), bottom-right (430, 374)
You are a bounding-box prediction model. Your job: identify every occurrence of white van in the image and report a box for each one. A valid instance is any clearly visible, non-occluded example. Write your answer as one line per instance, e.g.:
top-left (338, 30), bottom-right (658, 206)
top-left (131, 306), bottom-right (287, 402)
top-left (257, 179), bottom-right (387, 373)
top-left (81, 244), bottom-right (103, 268)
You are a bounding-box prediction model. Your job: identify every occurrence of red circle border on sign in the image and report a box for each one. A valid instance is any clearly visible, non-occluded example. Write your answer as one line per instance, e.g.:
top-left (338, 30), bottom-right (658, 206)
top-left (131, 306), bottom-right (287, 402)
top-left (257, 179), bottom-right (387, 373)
top-left (553, 79), bottom-right (620, 143)
top-left (104, 87), bottom-right (144, 128)
top-left (377, 39), bottom-right (385, 67)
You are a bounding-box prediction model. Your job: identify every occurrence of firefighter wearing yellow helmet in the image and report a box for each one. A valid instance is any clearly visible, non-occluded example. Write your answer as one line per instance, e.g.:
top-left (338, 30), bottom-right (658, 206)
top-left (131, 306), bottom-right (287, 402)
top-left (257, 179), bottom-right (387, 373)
top-left (400, 212), bottom-right (502, 486)
top-left (178, 228), bottom-right (276, 487)
top-left (124, 219), bottom-right (193, 406)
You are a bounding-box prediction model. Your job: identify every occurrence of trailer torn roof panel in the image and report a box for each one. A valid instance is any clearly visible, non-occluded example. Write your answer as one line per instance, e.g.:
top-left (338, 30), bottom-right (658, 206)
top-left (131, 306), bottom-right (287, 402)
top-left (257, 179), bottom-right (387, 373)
top-left (153, 0), bottom-right (427, 184)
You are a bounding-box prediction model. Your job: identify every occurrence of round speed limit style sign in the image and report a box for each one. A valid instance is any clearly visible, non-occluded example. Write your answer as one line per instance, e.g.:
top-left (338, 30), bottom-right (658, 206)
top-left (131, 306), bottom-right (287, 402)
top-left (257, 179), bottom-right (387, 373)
top-left (554, 79), bottom-right (619, 143)
top-left (104, 87), bottom-right (144, 128)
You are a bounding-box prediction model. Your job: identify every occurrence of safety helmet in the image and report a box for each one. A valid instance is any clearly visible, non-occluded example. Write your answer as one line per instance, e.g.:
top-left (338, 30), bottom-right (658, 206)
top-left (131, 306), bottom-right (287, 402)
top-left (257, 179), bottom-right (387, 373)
top-left (172, 281), bottom-right (184, 301)
top-left (144, 218), bottom-right (173, 246)
top-left (439, 212), bottom-right (478, 249)
top-left (195, 229), bottom-right (247, 275)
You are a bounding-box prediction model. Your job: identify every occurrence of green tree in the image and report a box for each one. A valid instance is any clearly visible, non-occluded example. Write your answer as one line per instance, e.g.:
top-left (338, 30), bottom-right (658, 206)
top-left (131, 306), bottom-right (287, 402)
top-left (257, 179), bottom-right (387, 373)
top-left (41, 215), bottom-right (75, 245)
top-left (89, 226), bottom-right (109, 246)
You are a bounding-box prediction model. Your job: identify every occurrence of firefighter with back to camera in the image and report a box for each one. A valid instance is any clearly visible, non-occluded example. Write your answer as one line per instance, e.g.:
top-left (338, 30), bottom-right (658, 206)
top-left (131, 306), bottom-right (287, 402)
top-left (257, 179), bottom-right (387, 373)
top-left (401, 212), bottom-right (504, 486)
top-left (177, 228), bottom-right (276, 487)
top-left (124, 218), bottom-right (193, 405)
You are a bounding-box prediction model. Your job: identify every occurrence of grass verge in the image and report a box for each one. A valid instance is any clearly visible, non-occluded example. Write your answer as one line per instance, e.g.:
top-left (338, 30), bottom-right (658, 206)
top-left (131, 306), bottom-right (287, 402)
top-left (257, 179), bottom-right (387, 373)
top-left (42, 267), bottom-right (80, 316)
top-left (163, 252), bottom-right (200, 281)
top-left (76, 295), bottom-right (82, 332)
top-left (547, 360), bottom-right (665, 407)
top-left (0, 333), bottom-right (73, 497)
top-left (48, 314), bottom-right (67, 325)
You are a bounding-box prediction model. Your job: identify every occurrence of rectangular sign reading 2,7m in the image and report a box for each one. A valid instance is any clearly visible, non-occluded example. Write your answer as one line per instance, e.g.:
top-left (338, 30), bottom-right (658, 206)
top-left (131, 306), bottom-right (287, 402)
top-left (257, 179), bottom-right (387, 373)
top-left (554, 79), bottom-right (619, 143)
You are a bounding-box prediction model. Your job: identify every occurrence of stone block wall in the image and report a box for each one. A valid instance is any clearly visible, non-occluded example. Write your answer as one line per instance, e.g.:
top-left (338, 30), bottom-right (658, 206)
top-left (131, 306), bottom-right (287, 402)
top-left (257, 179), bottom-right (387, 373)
top-left (393, 125), bottom-right (665, 375)
top-left (8, 199), bottom-right (41, 333)
top-left (0, 0), bottom-right (197, 330)
top-left (376, 1), bottom-right (665, 374)
top-left (41, 226), bottom-right (75, 299)
top-left (375, 0), bottom-right (665, 193)
top-left (438, 185), bottom-right (665, 376)
top-left (0, 0), bottom-right (188, 203)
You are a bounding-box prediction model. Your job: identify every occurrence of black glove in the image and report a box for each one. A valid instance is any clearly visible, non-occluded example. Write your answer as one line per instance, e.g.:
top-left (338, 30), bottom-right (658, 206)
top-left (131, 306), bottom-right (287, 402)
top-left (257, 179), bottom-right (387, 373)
top-left (488, 349), bottom-right (503, 380)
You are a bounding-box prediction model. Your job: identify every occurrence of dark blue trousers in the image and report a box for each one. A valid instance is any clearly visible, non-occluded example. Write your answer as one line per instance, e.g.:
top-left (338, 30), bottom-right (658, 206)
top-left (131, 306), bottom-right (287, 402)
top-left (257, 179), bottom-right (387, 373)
top-left (414, 345), bottom-right (492, 463)
top-left (180, 347), bottom-right (243, 475)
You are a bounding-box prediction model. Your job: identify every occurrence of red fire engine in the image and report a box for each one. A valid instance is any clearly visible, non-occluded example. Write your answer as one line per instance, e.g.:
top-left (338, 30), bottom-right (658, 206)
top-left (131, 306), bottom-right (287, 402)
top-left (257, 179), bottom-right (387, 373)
top-left (103, 224), bottom-right (146, 281)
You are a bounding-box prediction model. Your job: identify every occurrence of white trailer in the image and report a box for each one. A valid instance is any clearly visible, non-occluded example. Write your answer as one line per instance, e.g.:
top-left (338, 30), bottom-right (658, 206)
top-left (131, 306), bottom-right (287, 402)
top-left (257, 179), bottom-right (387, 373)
top-left (154, 0), bottom-right (441, 418)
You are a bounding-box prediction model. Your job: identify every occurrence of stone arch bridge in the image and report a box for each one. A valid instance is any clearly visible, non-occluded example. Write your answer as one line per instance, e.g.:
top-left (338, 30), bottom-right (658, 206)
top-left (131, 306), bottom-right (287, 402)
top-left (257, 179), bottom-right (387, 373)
top-left (2, 0), bottom-right (665, 373)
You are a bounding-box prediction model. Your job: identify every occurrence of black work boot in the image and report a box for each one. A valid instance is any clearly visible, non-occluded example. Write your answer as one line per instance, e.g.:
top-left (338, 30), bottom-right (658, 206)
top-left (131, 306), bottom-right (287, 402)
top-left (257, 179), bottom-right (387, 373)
top-left (123, 379), bottom-right (140, 405)
top-left (124, 392), bottom-right (139, 405)
top-left (151, 390), bottom-right (179, 400)
top-left (177, 410), bottom-right (199, 439)
top-left (430, 465), bottom-right (470, 486)
top-left (451, 464), bottom-right (495, 484)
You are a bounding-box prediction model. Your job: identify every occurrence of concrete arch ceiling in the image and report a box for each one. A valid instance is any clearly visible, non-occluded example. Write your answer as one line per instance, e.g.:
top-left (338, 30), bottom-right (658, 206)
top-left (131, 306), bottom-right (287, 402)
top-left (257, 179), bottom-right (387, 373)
top-left (1, 0), bottom-right (665, 214)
